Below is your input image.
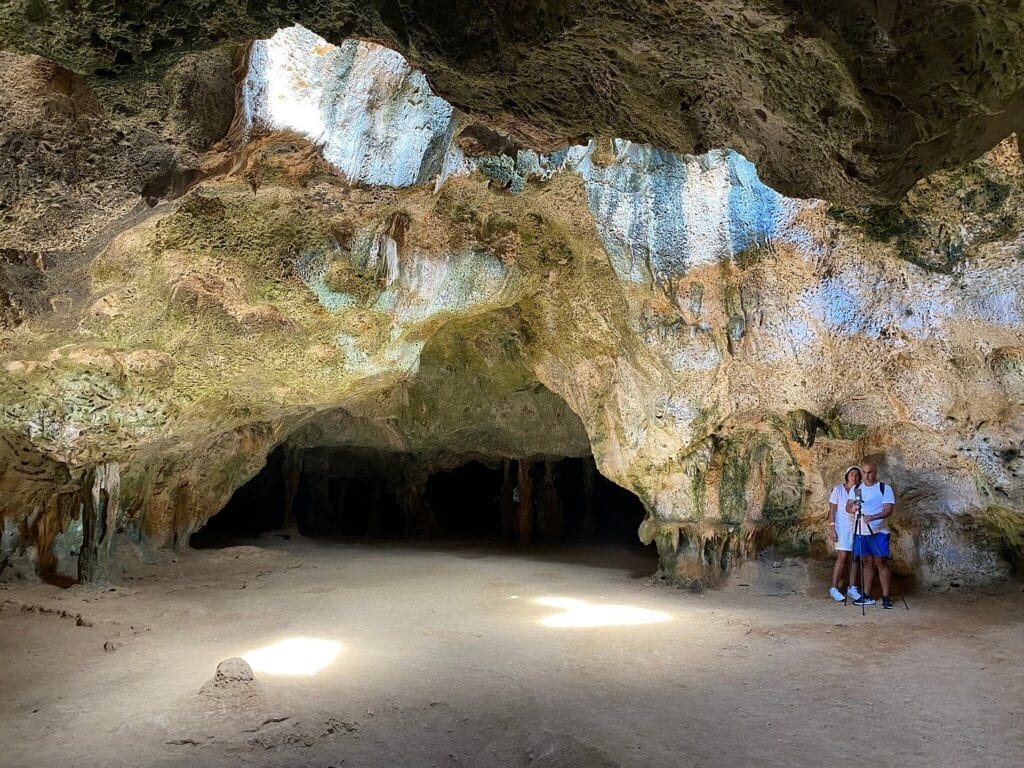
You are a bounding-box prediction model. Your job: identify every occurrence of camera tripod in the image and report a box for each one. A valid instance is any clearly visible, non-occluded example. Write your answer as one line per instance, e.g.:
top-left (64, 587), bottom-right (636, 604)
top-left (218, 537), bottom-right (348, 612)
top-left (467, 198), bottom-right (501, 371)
top-left (844, 502), bottom-right (909, 614)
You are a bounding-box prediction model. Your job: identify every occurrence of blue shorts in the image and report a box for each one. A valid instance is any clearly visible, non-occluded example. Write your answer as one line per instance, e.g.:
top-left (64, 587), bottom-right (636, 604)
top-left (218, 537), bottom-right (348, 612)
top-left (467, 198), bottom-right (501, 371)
top-left (854, 532), bottom-right (890, 558)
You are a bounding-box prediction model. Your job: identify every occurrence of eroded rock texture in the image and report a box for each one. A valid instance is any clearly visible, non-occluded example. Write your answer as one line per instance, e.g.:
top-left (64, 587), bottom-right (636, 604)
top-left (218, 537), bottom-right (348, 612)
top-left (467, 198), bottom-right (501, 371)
top-left (2, 2), bottom-right (1024, 203)
top-left (1, 26), bottom-right (1022, 589)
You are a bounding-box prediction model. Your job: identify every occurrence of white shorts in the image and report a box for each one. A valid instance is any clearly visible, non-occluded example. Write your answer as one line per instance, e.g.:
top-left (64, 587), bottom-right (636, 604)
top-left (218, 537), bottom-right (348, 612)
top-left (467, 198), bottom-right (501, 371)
top-left (834, 522), bottom-right (854, 552)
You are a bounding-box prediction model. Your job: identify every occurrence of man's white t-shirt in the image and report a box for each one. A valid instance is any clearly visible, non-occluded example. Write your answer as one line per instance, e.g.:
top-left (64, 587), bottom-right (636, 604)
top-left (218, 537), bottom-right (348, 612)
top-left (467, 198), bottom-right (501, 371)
top-left (851, 481), bottom-right (895, 534)
top-left (828, 484), bottom-right (855, 533)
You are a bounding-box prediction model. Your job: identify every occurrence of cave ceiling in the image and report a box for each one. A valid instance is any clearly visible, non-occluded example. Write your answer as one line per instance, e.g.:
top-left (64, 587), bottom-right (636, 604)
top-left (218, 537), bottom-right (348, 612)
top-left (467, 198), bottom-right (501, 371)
top-left (1, 0), bottom-right (1022, 204)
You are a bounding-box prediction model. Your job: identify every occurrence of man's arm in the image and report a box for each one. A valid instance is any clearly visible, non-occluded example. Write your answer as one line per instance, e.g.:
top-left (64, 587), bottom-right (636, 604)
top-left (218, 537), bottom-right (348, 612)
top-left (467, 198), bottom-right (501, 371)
top-left (869, 503), bottom-right (894, 522)
top-left (828, 502), bottom-right (838, 540)
top-left (868, 486), bottom-right (895, 522)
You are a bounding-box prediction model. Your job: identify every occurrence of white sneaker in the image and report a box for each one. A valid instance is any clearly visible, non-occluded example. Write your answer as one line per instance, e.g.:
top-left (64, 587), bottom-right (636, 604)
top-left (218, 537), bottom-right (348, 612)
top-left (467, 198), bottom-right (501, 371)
top-left (847, 586), bottom-right (863, 601)
top-left (829, 587), bottom-right (844, 602)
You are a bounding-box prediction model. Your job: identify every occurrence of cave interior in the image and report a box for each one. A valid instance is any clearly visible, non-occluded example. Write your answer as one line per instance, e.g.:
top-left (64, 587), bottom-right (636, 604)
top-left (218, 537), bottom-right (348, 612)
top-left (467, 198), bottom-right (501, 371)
top-left (192, 445), bottom-right (649, 553)
top-left (2, 6), bottom-right (1024, 766)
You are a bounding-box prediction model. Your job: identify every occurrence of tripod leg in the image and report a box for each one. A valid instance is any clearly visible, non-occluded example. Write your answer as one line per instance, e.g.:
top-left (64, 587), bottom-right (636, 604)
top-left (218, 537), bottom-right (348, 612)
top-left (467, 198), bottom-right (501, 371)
top-left (859, 546), bottom-right (866, 616)
top-left (845, 549), bottom-right (857, 606)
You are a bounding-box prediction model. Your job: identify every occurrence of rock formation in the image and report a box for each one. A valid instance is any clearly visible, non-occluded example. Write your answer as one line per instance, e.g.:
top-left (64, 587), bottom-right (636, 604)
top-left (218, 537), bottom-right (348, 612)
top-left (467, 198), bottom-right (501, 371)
top-left (1, 24), bottom-right (1022, 590)
top-left (3, 2), bottom-right (1023, 203)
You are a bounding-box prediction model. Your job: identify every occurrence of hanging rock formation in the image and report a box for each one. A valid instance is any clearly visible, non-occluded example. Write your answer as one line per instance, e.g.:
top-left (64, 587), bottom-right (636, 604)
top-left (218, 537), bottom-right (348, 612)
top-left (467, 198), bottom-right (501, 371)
top-left (0, 25), bottom-right (1022, 589)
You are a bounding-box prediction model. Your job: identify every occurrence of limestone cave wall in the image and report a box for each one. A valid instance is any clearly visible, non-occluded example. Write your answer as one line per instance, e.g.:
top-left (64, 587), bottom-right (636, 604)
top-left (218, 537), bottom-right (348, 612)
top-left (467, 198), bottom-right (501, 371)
top-left (1, 25), bottom-right (1022, 589)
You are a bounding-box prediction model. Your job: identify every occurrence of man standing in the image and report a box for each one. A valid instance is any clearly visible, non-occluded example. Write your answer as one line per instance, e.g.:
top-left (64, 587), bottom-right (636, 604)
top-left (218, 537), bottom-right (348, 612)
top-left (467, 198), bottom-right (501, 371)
top-left (846, 461), bottom-right (895, 609)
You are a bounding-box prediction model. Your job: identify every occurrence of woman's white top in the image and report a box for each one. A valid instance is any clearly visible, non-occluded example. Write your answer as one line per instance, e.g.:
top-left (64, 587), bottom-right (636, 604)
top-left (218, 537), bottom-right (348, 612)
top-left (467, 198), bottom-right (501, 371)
top-left (828, 484), bottom-right (855, 531)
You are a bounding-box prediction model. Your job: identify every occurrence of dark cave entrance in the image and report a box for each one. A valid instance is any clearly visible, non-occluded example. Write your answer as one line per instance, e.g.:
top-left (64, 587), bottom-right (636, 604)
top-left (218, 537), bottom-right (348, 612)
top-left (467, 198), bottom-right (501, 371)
top-left (423, 457), bottom-right (649, 546)
top-left (191, 446), bottom-right (650, 553)
top-left (190, 447), bottom-right (288, 544)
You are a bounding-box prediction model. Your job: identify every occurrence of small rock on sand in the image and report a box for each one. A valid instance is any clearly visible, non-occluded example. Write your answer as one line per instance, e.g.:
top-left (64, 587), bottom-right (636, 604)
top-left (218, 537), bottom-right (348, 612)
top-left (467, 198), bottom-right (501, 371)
top-left (199, 657), bottom-right (256, 695)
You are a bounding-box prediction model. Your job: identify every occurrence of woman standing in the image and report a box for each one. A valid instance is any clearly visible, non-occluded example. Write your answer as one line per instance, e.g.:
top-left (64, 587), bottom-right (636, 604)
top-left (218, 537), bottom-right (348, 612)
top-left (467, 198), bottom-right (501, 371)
top-left (828, 466), bottom-right (864, 602)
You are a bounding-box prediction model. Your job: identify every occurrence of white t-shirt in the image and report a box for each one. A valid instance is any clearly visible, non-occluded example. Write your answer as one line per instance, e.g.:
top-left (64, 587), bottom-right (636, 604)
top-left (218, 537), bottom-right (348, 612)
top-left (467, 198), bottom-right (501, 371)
top-left (850, 481), bottom-right (895, 534)
top-left (828, 484), bottom-right (855, 531)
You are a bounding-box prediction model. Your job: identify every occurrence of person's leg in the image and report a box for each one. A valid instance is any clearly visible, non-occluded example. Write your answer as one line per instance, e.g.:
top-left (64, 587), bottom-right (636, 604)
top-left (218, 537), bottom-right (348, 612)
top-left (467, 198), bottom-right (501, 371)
top-left (862, 554), bottom-right (876, 597)
top-left (831, 552), bottom-right (847, 589)
top-left (878, 557), bottom-right (892, 596)
top-left (835, 525), bottom-right (854, 592)
top-left (830, 550), bottom-right (851, 599)
top-left (874, 532), bottom-right (892, 596)
top-left (831, 552), bottom-right (845, 589)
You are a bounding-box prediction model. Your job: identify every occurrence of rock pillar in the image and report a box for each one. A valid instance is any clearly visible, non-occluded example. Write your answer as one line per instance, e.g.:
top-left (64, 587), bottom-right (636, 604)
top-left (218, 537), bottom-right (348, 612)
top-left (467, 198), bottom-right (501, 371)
top-left (500, 459), bottom-right (516, 539)
top-left (517, 459), bottom-right (534, 545)
top-left (281, 446), bottom-right (302, 535)
top-left (537, 460), bottom-right (563, 541)
top-left (304, 452), bottom-right (333, 535)
top-left (367, 480), bottom-right (384, 537)
top-left (78, 463), bottom-right (120, 584)
top-left (582, 457), bottom-right (597, 538)
top-left (400, 475), bottom-right (436, 538)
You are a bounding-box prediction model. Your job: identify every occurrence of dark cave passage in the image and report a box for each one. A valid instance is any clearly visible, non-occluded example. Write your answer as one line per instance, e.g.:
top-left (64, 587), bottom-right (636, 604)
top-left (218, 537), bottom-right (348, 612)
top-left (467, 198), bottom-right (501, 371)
top-left (190, 447), bottom-right (288, 544)
top-left (190, 446), bottom-right (649, 552)
top-left (422, 457), bottom-right (646, 545)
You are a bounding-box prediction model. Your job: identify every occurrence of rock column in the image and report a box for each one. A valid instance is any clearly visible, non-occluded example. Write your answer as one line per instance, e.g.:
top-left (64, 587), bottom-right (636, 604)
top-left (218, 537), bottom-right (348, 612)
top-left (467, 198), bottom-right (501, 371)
top-left (400, 473), bottom-right (436, 538)
top-left (78, 463), bottom-right (120, 584)
top-left (517, 459), bottom-right (534, 544)
top-left (500, 459), bottom-right (516, 539)
top-left (304, 452), bottom-right (333, 535)
top-left (281, 446), bottom-right (303, 535)
top-left (582, 457), bottom-right (597, 538)
top-left (537, 460), bottom-right (563, 541)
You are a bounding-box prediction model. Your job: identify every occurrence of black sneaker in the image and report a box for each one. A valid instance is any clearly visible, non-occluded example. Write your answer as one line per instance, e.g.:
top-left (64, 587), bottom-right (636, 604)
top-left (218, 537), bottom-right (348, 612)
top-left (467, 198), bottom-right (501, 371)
top-left (852, 595), bottom-right (876, 606)
top-left (882, 596), bottom-right (894, 609)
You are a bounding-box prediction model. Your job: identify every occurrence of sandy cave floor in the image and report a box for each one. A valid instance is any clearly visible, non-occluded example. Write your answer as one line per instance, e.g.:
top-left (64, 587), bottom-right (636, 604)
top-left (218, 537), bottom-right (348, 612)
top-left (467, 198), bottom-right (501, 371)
top-left (1, 538), bottom-right (1022, 768)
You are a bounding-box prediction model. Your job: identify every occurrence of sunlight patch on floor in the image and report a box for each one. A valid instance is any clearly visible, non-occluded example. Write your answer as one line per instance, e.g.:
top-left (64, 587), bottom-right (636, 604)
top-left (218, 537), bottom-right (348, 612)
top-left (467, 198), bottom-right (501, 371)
top-left (534, 596), bottom-right (670, 628)
top-left (242, 637), bottom-right (343, 676)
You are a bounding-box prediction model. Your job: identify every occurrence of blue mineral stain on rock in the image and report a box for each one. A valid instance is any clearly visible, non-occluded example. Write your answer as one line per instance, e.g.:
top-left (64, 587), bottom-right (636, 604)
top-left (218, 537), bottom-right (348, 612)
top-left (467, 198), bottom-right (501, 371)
top-left (246, 27), bottom-right (807, 284)
top-left (575, 141), bottom-right (693, 283)
top-left (243, 25), bottom-right (460, 189)
top-left (574, 141), bottom-right (799, 284)
top-left (294, 244), bottom-right (356, 312)
top-left (725, 151), bottom-right (786, 255)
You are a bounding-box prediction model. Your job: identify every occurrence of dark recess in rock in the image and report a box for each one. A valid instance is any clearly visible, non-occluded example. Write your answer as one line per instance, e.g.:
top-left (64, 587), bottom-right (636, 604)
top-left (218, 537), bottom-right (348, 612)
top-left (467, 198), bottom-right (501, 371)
top-left (191, 444), bottom-right (649, 550)
top-left (162, 46), bottom-right (237, 151)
